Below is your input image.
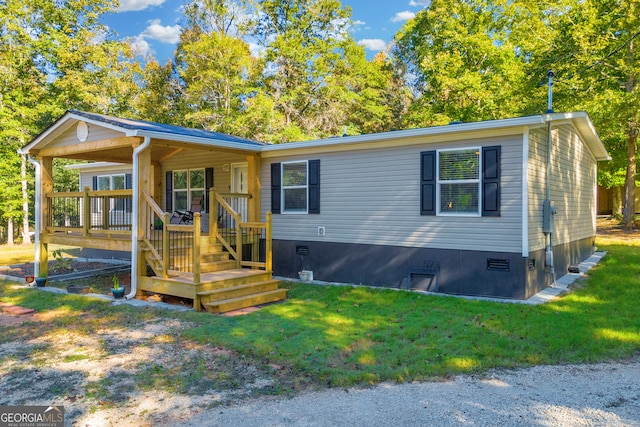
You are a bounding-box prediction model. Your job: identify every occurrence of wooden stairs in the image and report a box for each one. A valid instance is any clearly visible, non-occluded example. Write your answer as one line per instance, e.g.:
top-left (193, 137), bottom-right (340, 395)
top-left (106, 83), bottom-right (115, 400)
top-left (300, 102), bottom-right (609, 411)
top-left (141, 235), bottom-right (287, 313)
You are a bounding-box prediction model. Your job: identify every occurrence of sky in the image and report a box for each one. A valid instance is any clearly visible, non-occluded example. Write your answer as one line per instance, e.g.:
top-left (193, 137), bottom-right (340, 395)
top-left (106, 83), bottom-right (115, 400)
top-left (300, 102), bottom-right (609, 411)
top-left (101, 0), bottom-right (432, 62)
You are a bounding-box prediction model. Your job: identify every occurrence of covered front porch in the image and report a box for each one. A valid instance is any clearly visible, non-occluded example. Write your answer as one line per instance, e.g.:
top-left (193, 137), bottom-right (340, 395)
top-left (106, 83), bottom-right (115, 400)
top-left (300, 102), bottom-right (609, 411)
top-left (21, 110), bottom-right (287, 313)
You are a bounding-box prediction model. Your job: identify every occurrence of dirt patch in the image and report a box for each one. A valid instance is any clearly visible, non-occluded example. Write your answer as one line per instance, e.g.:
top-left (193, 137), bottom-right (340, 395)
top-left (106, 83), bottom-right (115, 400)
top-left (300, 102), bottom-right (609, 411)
top-left (597, 217), bottom-right (640, 243)
top-left (0, 311), bottom-right (296, 426)
top-left (0, 259), bottom-right (120, 278)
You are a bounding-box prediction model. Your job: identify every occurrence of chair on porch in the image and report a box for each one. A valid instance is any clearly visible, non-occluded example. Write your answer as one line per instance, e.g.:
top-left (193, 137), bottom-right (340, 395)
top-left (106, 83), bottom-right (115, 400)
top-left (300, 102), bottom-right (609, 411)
top-left (173, 196), bottom-right (203, 225)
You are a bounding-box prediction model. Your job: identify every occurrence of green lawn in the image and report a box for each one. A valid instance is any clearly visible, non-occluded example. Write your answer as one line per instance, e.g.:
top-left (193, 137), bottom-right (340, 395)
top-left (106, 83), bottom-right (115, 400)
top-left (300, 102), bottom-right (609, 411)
top-left (0, 244), bottom-right (80, 266)
top-left (1, 239), bottom-right (638, 390)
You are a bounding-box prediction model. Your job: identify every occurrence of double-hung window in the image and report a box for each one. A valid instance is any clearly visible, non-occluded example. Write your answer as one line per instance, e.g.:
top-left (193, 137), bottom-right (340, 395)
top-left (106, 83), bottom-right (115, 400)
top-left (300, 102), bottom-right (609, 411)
top-left (173, 169), bottom-right (205, 212)
top-left (282, 161), bottom-right (308, 213)
top-left (437, 148), bottom-right (481, 216)
top-left (96, 174), bottom-right (126, 212)
top-left (271, 160), bottom-right (320, 214)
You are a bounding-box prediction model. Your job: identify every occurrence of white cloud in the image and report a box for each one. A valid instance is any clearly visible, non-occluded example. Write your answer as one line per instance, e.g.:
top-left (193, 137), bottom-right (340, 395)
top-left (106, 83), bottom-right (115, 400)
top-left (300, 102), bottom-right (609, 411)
top-left (130, 35), bottom-right (153, 56)
top-left (353, 20), bottom-right (366, 26)
top-left (141, 19), bottom-right (181, 44)
top-left (391, 11), bottom-right (416, 22)
top-left (118, 0), bottom-right (166, 12)
top-left (409, 0), bottom-right (431, 6)
top-left (357, 38), bottom-right (387, 52)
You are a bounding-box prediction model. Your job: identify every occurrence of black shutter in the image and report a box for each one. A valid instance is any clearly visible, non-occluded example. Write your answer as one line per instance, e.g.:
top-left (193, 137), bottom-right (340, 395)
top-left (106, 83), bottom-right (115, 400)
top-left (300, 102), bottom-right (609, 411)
top-left (205, 167), bottom-right (214, 213)
top-left (165, 171), bottom-right (173, 212)
top-left (271, 163), bottom-right (281, 214)
top-left (92, 176), bottom-right (97, 190)
top-left (308, 160), bottom-right (320, 214)
top-left (420, 151), bottom-right (436, 216)
top-left (125, 173), bottom-right (133, 212)
top-left (482, 146), bottom-right (501, 217)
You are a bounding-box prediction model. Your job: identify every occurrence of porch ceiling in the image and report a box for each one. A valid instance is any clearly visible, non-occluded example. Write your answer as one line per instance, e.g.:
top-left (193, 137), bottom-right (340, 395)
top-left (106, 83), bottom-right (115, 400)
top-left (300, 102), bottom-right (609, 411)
top-left (32, 138), bottom-right (224, 164)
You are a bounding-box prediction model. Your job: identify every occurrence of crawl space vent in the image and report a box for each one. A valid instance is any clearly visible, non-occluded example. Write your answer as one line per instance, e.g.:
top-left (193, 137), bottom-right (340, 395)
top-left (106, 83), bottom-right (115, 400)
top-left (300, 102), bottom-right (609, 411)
top-left (487, 258), bottom-right (510, 272)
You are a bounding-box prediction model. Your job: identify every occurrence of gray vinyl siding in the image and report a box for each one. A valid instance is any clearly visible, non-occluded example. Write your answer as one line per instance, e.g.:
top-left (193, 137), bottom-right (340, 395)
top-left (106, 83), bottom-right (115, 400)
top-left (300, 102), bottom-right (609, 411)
top-left (528, 125), bottom-right (597, 252)
top-left (79, 167), bottom-right (132, 190)
top-left (52, 123), bottom-right (125, 148)
top-left (551, 125), bottom-right (597, 244)
top-left (261, 135), bottom-right (524, 253)
top-left (528, 128), bottom-right (547, 252)
top-left (160, 150), bottom-right (249, 210)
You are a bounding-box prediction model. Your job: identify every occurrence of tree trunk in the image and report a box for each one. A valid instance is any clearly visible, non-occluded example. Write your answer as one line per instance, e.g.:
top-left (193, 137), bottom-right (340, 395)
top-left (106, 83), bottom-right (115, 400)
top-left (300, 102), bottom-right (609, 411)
top-left (612, 186), bottom-right (623, 218)
top-left (21, 154), bottom-right (32, 244)
top-left (623, 130), bottom-right (637, 231)
top-left (7, 218), bottom-right (14, 245)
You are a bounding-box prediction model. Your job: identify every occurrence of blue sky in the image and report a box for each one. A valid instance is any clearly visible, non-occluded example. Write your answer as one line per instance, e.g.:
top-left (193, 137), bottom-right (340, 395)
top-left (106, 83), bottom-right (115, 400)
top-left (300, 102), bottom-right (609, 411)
top-left (101, 0), bottom-right (431, 62)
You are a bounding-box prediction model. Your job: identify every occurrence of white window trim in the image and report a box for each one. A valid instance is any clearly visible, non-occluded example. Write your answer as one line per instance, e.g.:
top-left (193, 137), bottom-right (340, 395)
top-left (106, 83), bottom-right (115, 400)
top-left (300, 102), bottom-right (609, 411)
top-left (436, 147), bottom-right (482, 217)
top-left (173, 168), bottom-right (205, 212)
top-left (96, 174), bottom-right (125, 212)
top-left (281, 160), bottom-right (309, 214)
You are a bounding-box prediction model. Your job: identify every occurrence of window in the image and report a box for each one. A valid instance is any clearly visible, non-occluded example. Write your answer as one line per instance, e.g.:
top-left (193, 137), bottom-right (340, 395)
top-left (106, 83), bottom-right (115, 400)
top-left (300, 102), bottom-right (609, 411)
top-left (282, 161), bottom-right (308, 213)
top-left (421, 146), bottom-right (500, 217)
top-left (95, 174), bottom-right (127, 212)
top-left (438, 148), bottom-right (480, 215)
top-left (271, 160), bottom-right (320, 214)
top-left (173, 169), bottom-right (204, 212)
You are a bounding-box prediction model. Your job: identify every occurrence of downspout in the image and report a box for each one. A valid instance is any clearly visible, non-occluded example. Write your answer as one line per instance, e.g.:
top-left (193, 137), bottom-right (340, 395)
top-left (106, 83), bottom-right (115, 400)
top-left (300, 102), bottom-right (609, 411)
top-left (26, 155), bottom-right (41, 277)
top-left (127, 136), bottom-right (151, 299)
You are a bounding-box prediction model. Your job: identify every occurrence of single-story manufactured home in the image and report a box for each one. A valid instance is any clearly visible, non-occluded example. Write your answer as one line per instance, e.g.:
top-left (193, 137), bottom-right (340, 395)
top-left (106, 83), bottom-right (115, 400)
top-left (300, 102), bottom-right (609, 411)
top-left (20, 110), bottom-right (609, 310)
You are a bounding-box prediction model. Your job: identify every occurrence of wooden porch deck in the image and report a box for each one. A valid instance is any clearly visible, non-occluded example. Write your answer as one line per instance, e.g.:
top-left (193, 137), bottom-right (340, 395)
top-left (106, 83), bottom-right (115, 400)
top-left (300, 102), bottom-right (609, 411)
top-left (138, 268), bottom-right (287, 312)
top-left (39, 189), bottom-right (286, 313)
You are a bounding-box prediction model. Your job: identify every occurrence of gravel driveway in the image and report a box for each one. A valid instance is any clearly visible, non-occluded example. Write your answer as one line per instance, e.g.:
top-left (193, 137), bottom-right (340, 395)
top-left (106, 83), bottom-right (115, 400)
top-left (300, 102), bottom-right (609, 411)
top-left (177, 357), bottom-right (640, 427)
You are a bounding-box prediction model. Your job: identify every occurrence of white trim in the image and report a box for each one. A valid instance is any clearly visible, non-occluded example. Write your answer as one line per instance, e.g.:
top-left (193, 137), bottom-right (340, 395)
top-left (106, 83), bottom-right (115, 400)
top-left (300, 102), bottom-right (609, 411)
top-left (521, 129), bottom-right (529, 257)
top-left (230, 162), bottom-right (249, 194)
top-left (128, 136), bottom-right (151, 300)
top-left (281, 160), bottom-right (309, 214)
top-left (65, 162), bottom-right (130, 171)
top-left (436, 147), bottom-right (482, 217)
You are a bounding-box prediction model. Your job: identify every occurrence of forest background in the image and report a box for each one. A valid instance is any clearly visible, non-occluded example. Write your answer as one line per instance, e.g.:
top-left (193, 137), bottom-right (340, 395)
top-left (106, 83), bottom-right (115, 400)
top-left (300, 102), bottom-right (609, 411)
top-left (1, 0), bottom-right (638, 244)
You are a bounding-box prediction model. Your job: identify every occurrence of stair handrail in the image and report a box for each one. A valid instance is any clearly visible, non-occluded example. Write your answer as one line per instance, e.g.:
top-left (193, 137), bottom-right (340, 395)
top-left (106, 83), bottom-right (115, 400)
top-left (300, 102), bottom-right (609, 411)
top-left (141, 191), bottom-right (170, 277)
top-left (210, 188), bottom-right (272, 271)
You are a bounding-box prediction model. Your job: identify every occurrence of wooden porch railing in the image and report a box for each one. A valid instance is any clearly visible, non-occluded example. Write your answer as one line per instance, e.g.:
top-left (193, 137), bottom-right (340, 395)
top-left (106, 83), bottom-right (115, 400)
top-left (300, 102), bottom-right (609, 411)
top-left (45, 188), bottom-right (133, 237)
top-left (209, 188), bottom-right (272, 271)
top-left (141, 191), bottom-right (200, 282)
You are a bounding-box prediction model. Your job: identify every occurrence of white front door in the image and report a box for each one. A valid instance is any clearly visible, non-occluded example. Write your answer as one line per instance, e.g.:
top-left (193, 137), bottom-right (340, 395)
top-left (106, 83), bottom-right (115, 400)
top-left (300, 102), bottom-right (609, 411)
top-left (231, 163), bottom-right (248, 222)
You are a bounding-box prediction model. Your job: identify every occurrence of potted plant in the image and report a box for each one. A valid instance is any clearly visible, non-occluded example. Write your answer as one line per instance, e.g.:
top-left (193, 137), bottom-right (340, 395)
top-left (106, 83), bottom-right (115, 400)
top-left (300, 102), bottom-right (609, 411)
top-left (111, 275), bottom-right (125, 299)
top-left (35, 272), bottom-right (47, 287)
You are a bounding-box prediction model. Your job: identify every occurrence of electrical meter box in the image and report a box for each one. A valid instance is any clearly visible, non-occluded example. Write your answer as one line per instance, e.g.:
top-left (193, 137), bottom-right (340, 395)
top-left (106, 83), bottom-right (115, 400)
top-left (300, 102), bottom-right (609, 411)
top-left (543, 200), bottom-right (556, 233)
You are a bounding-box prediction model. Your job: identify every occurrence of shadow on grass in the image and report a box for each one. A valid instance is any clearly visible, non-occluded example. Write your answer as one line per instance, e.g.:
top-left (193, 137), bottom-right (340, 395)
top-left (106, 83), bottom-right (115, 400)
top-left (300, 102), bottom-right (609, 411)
top-left (181, 243), bottom-right (640, 387)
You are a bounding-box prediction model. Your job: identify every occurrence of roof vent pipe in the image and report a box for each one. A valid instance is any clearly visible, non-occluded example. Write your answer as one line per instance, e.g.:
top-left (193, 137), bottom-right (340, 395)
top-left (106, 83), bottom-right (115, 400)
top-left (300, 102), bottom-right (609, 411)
top-left (546, 70), bottom-right (555, 114)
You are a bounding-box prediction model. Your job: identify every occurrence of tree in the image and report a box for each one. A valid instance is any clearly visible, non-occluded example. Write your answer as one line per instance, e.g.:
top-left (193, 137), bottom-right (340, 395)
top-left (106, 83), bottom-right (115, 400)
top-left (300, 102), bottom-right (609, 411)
top-left (394, 0), bottom-right (531, 127)
top-left (1, 0), bottom-right (138, 242)
top-left (253, 0), bottom-right (401, 141)
top-left (176, 28), bottom-right (261, 136)
top-left (530, 0), bottom-right (639, 230)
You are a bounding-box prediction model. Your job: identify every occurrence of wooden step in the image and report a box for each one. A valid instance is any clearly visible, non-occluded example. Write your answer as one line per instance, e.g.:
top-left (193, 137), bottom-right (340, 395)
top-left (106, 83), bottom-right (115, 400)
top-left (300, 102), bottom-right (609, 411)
top-left (199, 260), bottom-right (238, 273)
top-left (203, 289), bottom-right (288, 314)
top-left (200, 251), bottom-right (230, 262)
top-left (198, 280), bottom-right (280, 303)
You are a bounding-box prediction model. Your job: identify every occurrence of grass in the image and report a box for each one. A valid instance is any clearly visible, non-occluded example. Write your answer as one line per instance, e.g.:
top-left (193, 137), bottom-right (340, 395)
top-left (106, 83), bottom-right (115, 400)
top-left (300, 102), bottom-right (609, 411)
top-left (1, 236), bottom-right (639, 392)
top-left (0, 244), bottom-right (80, 266)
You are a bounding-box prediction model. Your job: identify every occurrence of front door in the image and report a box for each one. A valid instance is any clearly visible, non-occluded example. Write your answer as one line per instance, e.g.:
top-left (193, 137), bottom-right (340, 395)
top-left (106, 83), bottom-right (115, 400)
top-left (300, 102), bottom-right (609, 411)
top-left (231, 163), bottom-right (248, 222)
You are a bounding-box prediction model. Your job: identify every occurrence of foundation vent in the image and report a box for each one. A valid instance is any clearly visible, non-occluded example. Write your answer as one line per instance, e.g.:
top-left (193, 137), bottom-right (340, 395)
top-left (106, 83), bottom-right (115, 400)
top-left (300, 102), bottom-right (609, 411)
top-left (487, 258), bottom-right (510, 272)
top-left (296, 246), bottom-right (309, 256)
top-left (528, 259), bottom-right (536, 271)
